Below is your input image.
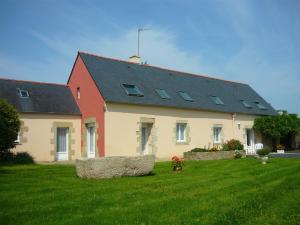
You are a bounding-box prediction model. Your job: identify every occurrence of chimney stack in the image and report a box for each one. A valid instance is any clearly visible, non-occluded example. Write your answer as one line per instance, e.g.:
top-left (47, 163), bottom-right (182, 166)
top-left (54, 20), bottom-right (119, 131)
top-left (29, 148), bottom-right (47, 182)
top-left (128, 55), bottom-right (141, 64)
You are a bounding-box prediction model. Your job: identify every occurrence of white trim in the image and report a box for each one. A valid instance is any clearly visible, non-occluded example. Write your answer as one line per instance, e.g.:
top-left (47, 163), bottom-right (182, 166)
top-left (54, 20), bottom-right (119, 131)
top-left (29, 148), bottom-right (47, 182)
top-left (176, 123), bottom-right (186, 142)
top-left (213, 127), bottom-right (222, 144)
top-left (56, 128), bottom-right (69, 161)
top-left (87, 126), bottom-right (96, 158)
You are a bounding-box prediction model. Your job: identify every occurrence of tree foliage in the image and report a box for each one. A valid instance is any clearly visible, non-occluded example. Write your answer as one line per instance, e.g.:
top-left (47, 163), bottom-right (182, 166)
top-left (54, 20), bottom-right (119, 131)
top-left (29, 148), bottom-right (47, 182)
top-left (0, 98), bottom-right (20, 152)
top-left (253, 113), bottom-right (300, 140)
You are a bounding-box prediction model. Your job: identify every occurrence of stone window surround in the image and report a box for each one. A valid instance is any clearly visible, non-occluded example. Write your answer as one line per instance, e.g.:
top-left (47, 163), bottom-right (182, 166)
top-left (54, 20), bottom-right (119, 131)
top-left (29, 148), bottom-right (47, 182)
top-left (212, 124), bottom-right (224, 145)
top-left (16, 120), bottom-right (28, 145)
top-left (136, 117), bottom-right (158, 155)
top-left (50, 122), bottom-right (76, 161)
top-left (82, 117), bottom-right (99, 158)
top-left (174, 120), bottom-right (191, 145)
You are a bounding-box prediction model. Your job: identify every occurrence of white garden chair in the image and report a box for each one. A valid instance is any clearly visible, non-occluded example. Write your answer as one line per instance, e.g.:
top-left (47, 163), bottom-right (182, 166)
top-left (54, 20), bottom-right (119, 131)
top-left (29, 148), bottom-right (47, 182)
top-left (255, 143), bottom-right (263, 150)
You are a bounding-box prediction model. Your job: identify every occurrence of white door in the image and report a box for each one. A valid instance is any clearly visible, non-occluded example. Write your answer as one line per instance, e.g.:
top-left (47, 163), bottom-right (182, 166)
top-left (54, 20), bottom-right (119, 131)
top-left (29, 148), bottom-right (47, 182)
top-left (87, 126), bottom-right (96, 158)
top-left (141, 126), bottom-right (148, 155)
top-left (56, 128), bottom-right (68, 161)
top-left (246, 129), bottom-right (255, 154)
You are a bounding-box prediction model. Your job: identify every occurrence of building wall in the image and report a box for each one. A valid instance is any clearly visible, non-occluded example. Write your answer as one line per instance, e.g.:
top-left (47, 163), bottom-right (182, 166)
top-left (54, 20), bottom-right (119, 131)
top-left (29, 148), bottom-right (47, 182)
top-left (105, 103), bottom-right (262, 160)
top-left (67, 54), bottom-right (106, 157)
top-left (13, 113), bottom-right (81, 162)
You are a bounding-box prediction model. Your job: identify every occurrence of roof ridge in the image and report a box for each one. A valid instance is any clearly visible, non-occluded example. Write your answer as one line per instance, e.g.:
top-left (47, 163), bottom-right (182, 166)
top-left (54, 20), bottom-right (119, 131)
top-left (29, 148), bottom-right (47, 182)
top-left (78, 51), bottom-right (246, 85)
top-left (0, 76), bottom-right (68, 87)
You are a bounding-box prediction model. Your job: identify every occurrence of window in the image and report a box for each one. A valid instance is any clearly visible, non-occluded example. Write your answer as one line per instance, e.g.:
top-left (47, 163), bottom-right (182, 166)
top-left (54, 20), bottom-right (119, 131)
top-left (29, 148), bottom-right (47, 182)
top-left (255, 102), bottom-right (267, 110)
top-left (122, 84), bottom-right (144, 97)
top-left (211, 96), bottom-right (224, 105)
top-left (19, 90), bottom-right (29, 98)
top-left (213, 127), bottom-right (222, 143)
top-left (15, 132), bottom-right (20, 144)
top-left (176, 123), bottom-right (186, 142)
top-left (240, 100), bottom-right (252, 108)
top-left (178, 91), bottom-right (193, 101)
top-left (155, 89), bottom-right (171, 99)
top-left (77, 87), bottom-right (80, 99)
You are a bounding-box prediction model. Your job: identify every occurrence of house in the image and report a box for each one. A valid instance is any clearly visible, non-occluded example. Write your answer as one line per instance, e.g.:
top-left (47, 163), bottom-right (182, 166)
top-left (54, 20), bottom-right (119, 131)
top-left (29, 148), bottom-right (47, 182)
top-left (67, 52), bottom-right (277, 160)
top-left (0, 78), bottom-right (81, 161)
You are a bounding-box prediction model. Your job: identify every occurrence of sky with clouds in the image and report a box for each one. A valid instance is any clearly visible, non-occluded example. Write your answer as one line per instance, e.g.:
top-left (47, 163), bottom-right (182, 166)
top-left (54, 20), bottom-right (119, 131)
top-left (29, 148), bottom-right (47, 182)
top-left (0, 0), bottom-right (299, 114)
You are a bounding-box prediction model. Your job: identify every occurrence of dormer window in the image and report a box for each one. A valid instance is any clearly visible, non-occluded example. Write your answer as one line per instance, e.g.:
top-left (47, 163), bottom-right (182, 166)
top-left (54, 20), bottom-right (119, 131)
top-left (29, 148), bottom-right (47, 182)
top-left (155, 89), bottom-right (171, 99)
top-left (211, 96), bottom-right (224, 105)
top-left (178, 91), bottom-right (193, 101)
top-left (122, 84), bottom-right (144, 97)
top-left (240, 100), bottom-right (252, 108)
top-left (19, 90), bottom-right (29, 98)
top-left (255, 102), bottom-right (267, 110)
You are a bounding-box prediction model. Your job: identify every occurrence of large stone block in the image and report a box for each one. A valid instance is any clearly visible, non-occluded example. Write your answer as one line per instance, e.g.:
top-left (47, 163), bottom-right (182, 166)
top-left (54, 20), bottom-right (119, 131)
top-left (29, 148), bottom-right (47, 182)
top-left (75, 155), bottom-right (155, 179)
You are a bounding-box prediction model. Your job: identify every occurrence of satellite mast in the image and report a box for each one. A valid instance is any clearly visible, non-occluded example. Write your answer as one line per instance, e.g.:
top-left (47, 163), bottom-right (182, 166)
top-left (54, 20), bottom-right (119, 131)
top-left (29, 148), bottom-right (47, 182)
top-left (137, 28), bottom-right (151, 57)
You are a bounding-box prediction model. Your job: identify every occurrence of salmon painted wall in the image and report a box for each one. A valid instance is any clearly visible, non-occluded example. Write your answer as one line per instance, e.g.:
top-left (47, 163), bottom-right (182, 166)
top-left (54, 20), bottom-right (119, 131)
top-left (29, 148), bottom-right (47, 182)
top-left (67, 54), bottom-right (105, 156)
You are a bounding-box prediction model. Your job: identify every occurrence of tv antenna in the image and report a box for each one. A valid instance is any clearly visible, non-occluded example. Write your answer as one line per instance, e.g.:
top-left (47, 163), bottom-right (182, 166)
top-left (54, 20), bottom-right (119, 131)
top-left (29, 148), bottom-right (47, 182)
top-left (137, 28), bottom-right (151, 57)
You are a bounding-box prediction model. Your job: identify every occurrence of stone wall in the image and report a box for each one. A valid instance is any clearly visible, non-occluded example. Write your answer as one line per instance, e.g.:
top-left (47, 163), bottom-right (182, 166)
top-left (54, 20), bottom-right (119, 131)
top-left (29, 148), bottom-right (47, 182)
top-left (75, 155), bottom-right (155, 179)
top-left (184, 151), bottom-right (245, 160)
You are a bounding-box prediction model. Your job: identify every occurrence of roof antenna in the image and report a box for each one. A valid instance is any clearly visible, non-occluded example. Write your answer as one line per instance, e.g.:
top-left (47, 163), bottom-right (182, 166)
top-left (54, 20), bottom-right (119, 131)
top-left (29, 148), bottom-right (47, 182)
top-left (137, 28), bottom-right (151, 57)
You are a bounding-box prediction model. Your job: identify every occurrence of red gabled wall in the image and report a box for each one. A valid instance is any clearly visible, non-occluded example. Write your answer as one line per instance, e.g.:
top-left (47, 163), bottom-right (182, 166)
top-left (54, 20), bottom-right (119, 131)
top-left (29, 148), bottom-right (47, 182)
top-left (68, 54), bottom-right (105, 157)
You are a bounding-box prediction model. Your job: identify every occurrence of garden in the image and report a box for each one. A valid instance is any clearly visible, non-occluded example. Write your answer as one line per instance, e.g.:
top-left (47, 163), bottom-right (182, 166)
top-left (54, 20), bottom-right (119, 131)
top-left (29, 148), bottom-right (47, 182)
top-left (1, 158), bottom-right (300, 225)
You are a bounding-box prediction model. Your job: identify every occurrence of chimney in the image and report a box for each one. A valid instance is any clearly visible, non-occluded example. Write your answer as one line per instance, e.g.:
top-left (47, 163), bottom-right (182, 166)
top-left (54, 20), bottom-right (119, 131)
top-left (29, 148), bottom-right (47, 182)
top-left (128, 55), bottom-right (141, 64)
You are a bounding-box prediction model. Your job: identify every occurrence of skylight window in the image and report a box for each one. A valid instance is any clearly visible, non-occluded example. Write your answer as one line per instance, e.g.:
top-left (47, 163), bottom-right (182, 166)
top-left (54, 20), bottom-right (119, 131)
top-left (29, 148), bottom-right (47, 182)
top-left (19, 90), bottom-right (29, 98)
top-left (255, 102), bottom-right (267, 110)
top-left (240, 100), bottom-right (252, 108)
top-left (155, 89), bottom-right (171, 99)
top-left (122, 84), bottom-right (143, 97)
top-left (178, 91), bottom-right (193, 101)
top-left (211, 96), bottom-right (224, 105)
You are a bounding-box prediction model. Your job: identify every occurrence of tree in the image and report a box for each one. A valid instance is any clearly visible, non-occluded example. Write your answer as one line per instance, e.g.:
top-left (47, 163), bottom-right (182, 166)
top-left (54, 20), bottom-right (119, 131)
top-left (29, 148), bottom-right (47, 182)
top-left (253, 112), bottom-right (300, 150)
top-left (0, 98), bottom-right (20, 153)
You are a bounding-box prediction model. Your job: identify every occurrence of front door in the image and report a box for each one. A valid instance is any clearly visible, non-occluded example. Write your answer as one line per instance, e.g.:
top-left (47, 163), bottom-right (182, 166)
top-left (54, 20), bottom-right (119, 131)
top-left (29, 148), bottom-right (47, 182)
top-left (56, 128), bottom-right (68, 161)
top-left (141, 126), bottom-right (148, 155)
top-left (87, 126), bottom-right (95, 158)
top-left (246, 129), bottom-right (255, 148)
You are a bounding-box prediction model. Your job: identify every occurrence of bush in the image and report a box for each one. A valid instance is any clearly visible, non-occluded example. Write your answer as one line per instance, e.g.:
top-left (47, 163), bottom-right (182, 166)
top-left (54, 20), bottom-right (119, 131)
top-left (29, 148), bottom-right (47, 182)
top-left (257, 147), bottom-right (271, 156)
top-left (222, 139), bottom-right (243, 151)
top-left (234, 150), bottom-right (245, 159)
top-left (0, 151), bottom-right (34, 164)
top-left (0, 98), bottom-right (20, 153)
top-left (190, 148), bottom-right (208, 152)
top-left (14, 152), bottom-right (34, 164)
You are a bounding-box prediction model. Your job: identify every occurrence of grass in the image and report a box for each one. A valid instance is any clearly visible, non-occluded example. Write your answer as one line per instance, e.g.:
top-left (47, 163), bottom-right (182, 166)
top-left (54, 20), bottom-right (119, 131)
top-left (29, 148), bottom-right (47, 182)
top-left (0, 158), bottom-right (299, 225)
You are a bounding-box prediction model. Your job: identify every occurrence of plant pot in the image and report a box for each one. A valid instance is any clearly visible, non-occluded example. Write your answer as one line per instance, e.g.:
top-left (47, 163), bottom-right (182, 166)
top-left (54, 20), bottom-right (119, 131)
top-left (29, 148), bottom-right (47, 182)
top-left (277, 149), bottom-right (285, 153)
top-left (260, 156), bottom-right (268, 164)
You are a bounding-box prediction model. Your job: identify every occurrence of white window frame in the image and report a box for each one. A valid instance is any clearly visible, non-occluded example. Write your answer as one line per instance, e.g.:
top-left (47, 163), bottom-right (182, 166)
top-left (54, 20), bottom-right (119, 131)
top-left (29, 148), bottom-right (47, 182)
top-left (213, 127), bottom-right (222, 144)
top-left (176, 123), bottom-right (186, 142)
top-left (15, 132), bottom-right (20, 144)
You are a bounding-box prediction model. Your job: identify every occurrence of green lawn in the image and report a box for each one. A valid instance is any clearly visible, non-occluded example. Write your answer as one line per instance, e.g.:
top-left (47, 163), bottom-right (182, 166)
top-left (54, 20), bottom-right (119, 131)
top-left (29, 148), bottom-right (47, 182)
top-left (0, 158), bottom-right (299, 225)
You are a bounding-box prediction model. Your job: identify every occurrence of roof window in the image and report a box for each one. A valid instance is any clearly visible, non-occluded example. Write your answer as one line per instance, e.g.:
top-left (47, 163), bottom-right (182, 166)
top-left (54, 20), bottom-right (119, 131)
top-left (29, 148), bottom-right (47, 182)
top-left (19, 89), bottom-right (29, 98)
top-left (240, 100), bottom-right (252, 108)
top-left (178, 91), bottom-right (193, 101)
top-left (211, 96), bottom-right (224, 105)
top-left (255, 102), bottom-right (267, 110)
top-left (155, 89), bottom-right (171, 99)
top-left (122, 84), bottom-right (143, 97)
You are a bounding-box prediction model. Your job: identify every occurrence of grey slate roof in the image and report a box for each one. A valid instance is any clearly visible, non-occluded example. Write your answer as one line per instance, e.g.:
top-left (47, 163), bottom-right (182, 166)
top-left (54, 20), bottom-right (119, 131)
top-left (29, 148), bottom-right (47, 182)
top-left (0, 78), bottom-right (81, 115)
top-left (79, 52), bottom-right (277, 116)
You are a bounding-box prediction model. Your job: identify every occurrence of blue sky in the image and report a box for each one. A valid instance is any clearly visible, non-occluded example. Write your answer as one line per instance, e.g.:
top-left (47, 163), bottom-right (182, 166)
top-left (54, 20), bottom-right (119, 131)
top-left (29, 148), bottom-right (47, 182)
top-left (0, 0), bottom-right (299, 114)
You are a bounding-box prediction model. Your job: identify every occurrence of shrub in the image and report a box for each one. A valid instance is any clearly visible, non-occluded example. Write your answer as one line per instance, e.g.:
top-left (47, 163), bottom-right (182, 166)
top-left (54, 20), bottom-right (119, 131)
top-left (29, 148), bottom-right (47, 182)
top-left (0, 151), bottom-right (34, 164)
top-left (257, 147), bottom-right (271, 156)
top-left (234, 150), bottom-right (245, 159)
top-left (171, 156), bottom-right (183, 172)
top-left (14, 152), bottom-right (34, 164)
top-left (210, 146), bottom-right (220, 151)
top-left (276, 144), bottom-right (285, 150)
top-left (223, 139), bottom-right (244, 151)
top-left (0, 98), bottom-right (20, 153)
top-left (190, 148), bottom-right (208, 152)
